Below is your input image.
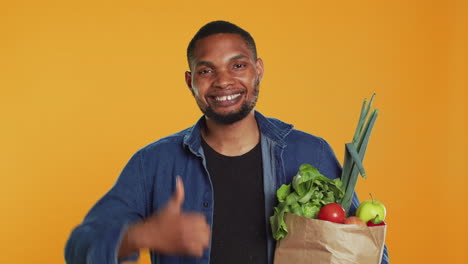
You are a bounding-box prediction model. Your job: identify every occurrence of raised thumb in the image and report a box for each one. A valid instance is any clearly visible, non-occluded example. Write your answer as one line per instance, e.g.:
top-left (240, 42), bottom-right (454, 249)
top-left (169, 176), bottom-right (185, 211)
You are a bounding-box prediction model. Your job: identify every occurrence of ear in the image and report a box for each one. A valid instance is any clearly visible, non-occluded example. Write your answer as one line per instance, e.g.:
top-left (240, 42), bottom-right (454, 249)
top-left (255, 58), bottom-right (264, 82)
top-left (185, 71), bottom-right (193, 91)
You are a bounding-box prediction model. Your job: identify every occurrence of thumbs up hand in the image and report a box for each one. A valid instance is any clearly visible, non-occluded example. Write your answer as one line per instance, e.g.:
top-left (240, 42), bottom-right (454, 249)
top-left (122, 177), bottom-right (211, 258)
top-left (165, 176), bottom-right (186, 213)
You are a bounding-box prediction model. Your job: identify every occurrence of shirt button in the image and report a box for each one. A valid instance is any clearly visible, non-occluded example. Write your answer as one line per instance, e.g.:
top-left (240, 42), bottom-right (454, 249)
top-left (203, 202), bottom-right (209, 208)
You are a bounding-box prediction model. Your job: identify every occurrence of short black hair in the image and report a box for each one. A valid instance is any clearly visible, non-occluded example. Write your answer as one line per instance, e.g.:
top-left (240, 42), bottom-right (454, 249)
top-left (187, 20), bottom-right (257, 69)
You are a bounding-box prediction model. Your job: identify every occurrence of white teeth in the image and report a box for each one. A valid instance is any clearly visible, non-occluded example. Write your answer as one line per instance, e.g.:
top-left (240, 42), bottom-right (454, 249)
top-left (215, 93), bottom-right (240, 102)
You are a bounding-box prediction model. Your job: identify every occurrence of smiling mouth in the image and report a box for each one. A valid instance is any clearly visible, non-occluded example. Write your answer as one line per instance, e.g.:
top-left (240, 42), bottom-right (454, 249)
top-left (214, 93), bottom-right (241, 102)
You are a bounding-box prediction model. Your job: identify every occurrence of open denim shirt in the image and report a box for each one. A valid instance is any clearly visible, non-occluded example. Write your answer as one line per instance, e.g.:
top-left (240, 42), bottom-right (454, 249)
top-left (65, 111), bottom-right (389, 264)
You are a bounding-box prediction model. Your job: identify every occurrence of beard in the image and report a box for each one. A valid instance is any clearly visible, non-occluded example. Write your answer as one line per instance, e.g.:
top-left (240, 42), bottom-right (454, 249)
top-left (196, 81), bottom-right (260, 125)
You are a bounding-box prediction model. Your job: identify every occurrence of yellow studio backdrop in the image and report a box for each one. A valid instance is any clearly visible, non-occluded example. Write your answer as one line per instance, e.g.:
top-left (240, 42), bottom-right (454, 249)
top-left (1, 0), bottom-right (466, 263)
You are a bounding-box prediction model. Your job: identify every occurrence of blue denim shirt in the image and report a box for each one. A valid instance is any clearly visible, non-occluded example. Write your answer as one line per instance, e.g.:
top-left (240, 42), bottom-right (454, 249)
top-left (65, 111), bottom-right (389, 264)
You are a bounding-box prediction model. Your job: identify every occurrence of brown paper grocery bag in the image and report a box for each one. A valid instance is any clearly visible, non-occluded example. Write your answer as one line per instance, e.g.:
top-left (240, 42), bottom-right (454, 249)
top-left (274, 213), bottom-right (386, 264)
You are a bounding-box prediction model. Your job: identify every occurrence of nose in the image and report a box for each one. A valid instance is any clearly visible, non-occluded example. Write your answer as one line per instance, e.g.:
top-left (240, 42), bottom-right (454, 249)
top-left (213, 70), bottom-right (234, 89)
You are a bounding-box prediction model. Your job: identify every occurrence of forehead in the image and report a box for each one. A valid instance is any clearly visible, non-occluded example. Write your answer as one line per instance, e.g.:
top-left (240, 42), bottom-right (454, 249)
top-left (192, 33), bottom-right (254, 64)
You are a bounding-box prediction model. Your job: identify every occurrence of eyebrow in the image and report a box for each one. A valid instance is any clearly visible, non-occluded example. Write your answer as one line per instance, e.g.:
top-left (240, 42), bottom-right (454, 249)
top-left (195, 61), bottom-right (214, 68)
top-left (195, 54), bottom-right (250, 69)
top-left (229, 54), bottom-right (249, 61)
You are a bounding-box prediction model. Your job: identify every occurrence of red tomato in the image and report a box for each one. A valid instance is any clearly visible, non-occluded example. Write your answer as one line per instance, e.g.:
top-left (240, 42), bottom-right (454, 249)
top-left (317, 203), bottom-right (346, 223)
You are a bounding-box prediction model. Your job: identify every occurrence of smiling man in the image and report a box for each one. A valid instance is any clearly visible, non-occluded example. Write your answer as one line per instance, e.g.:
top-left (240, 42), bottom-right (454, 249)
top-left (186, 32), bottom-right (262, 127)
top-left (65, 21), bottom-right (389, 264)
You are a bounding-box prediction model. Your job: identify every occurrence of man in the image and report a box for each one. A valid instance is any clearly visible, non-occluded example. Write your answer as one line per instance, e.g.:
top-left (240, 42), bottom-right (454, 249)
top-left (65, 21), bottom-right (389, 264)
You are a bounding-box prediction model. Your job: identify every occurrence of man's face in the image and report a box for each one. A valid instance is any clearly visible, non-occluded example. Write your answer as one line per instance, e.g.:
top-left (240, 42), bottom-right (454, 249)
top-left (185, 33), bottom-right (264, 125)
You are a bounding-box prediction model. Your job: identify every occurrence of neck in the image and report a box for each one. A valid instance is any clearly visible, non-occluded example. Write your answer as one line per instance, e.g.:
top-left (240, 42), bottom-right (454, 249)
top-left (202, 111), bottom-right (260, 156)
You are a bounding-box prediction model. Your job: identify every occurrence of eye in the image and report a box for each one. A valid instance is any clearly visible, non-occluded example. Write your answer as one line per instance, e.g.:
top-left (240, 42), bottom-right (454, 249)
top-left (198, 69), bottom-right (213, 75)
top-left (234, 64), bottom-right (246, 69)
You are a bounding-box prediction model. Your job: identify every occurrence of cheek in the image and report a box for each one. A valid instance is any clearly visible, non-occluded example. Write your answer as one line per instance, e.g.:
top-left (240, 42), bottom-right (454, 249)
top-left (192, 87), bottom-right (200, 97)
top-left (193, 78), bottom-right (208, 93)
top-left (247, 76), bottom-right (259, 89)
top-left (238, 72), bottom-right (257, 86)
top-left (191, 80), bottom-right (206, 98)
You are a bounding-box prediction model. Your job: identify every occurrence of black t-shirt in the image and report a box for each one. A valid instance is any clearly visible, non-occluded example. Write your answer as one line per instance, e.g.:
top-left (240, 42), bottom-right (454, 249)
top-left (202, 139), bottom-right (268, 264)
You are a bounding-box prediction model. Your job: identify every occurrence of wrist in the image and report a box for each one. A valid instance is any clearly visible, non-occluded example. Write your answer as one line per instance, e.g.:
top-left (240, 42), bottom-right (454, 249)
top-left (118, 222), bottom-right (144, 259)
top-left (126, 222), bottom-right (147, 250)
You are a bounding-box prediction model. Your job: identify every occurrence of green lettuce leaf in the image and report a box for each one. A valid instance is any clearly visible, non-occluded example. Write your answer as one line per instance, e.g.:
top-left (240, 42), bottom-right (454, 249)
top-left (276, 184), bottom-right (291, 203)
top-left (270, 164), bottom-right (345, 240)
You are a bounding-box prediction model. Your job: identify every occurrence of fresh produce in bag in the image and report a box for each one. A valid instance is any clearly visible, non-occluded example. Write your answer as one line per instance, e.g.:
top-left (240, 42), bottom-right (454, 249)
top-left (270, 164), bottom-right (345, 240)
top-left (271, 94), bottom-right (388, 264)
top-left (274, 213), bottom-right (387, 264)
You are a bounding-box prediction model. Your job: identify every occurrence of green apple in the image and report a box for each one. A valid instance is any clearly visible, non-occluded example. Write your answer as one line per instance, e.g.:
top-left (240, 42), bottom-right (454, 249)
top-left (356, 199), bottom-right (386, 223)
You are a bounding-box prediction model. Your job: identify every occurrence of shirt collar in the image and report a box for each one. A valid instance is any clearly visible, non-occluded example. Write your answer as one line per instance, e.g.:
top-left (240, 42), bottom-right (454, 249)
top-left (183, 110), bottom-right (294, 156)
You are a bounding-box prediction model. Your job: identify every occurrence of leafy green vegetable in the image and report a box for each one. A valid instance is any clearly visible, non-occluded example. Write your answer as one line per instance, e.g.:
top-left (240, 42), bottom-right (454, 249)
top-left (285, 192), bottom-right (300, 205)
top-left (270, 164), bottom-right (344, 240)
top-left (270, 94), bottom-right (380, 241)
top-left (276, 184), bottom-right (291, 203)
top-left (302, 203), bottom-right (320, 219)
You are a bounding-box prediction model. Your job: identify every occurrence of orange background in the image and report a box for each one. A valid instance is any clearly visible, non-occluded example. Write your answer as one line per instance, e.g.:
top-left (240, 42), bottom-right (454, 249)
top-left (1, 0), bottom-right (466, 263)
